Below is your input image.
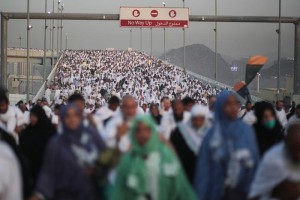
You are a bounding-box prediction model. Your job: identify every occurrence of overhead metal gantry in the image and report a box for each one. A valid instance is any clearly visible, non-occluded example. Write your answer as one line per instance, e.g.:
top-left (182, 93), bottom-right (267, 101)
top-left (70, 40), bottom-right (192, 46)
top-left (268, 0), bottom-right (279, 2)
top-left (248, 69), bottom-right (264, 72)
top-left (1, 12), bottom-right (300, 93)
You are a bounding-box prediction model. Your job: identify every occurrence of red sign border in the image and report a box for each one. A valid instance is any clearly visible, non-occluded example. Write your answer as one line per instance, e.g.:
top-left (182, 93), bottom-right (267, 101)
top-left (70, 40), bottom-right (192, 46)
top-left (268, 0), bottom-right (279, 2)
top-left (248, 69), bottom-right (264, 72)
top-left (119, 6), bottom-right (189, 28)
top-left (120, 19), bottom-right (188, 28)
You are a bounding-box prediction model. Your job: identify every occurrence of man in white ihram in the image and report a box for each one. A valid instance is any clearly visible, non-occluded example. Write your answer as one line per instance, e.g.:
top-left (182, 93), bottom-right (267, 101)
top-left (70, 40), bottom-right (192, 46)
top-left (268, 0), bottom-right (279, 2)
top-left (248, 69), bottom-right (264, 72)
top-left (275, 100), bottom-right (288, 127)
top-left (102, 95), bottom-right (138, 152)
top-left (44, 87), bottom-right (51, 105)
top-left (0, 141), bottom-right (22, 200)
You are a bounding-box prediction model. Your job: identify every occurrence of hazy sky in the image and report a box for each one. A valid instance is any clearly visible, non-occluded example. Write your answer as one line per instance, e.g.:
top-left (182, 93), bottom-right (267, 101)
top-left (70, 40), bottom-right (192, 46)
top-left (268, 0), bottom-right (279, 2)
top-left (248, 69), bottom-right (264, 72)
top-left (1, 0), bottom-right (300, 60)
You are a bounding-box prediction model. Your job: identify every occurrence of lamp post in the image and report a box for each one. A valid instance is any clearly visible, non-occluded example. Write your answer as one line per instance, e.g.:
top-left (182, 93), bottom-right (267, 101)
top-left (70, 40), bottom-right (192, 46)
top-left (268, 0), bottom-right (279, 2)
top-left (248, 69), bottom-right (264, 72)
top-left (26, 0), bottom-right (31, 101)
top-left (65, 32), bottom-right (68, 50)
top-left (162, 2), bottom-right (166, 60)
top-left (140, 28), bottom-right (142, 51)
top-left (130, 29), bottom-right (132, 48)
top-left (17, 36), bottom-right (24, 48)
top-left (277, 0), bottom-right (282, 99)
top-left (43, 0), bottom-right (48, 82)
top-left (59, 3), bottom-right (64, 53)
top-left (257, 73), bottom-right (261, 93)
top-left (183, 0), bottom-right (186, 72)
top-left (48, 11), bottom-right (52, 58)
top-left (150, 28), bottom-right (153, 56)
top-left (31, 65), bottom-right (35, 94)
top-left (51, 0), bottom-right (55, 66)
top-left (6, 73), bottom-right (10, 91)
top-left (214, 0), bottom-right (218, 81)
top-left (57, 0), bottom-right (61, 57)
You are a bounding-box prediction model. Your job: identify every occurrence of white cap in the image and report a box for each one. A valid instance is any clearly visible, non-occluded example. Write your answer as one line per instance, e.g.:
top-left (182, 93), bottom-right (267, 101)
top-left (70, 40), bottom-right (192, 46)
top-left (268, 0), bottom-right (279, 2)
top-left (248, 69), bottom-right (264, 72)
top-left (191, 104), bottom-right (209, 118)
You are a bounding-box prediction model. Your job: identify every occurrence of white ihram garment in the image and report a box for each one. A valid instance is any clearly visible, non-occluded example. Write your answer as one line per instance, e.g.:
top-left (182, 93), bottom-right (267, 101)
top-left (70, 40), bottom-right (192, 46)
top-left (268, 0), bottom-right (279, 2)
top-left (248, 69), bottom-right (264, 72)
top-left (0, 142), bottom-right (22, 200)
top-left (249, 143), bottom-right (300, 200)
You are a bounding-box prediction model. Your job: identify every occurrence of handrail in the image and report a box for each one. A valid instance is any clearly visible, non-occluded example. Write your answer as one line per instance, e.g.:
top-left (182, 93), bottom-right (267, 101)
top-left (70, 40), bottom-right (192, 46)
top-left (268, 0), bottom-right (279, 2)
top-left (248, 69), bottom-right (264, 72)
top-left (170, 62), bottom-right (263, 102)
top-left (32, 54), bottom-right (63, 102)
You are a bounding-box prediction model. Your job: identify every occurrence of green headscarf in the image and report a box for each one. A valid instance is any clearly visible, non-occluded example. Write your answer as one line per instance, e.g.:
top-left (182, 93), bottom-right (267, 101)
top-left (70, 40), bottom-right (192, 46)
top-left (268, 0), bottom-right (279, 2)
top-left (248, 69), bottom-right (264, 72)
top-left (129, 114), bottom-right (161, 156)
top-left (110, 115), bottom-right (197, 200)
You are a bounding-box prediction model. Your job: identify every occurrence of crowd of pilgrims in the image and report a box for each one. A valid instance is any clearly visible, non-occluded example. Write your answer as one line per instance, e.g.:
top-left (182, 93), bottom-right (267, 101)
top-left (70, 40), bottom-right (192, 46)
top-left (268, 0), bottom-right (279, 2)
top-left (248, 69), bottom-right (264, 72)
top-left (0, 51), bottom-right (300, 200)
top-left (45, 50), bottom-right (219, 107)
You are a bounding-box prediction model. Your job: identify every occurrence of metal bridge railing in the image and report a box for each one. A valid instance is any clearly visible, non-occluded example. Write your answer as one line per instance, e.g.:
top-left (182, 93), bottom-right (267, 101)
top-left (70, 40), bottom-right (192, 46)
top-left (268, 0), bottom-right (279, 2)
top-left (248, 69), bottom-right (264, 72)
top-left (32, 54), bottom-right (63, 102)
top-left (171, 62), bottom-right (264, 102)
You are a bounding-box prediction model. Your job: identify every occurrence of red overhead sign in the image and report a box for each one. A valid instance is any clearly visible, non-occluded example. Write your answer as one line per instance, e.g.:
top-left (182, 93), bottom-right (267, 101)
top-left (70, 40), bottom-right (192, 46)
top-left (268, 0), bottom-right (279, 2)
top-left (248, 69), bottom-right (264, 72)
top-left (120, 7), bottom-right (189, 28)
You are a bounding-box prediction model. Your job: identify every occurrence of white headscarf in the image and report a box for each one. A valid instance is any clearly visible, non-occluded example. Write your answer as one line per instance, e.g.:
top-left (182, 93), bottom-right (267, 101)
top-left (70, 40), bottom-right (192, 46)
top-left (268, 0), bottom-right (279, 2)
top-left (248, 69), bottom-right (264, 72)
top-left (249, 142), bottom-right (300, 200)
top-left (178, 104), bottom-right (211, 154)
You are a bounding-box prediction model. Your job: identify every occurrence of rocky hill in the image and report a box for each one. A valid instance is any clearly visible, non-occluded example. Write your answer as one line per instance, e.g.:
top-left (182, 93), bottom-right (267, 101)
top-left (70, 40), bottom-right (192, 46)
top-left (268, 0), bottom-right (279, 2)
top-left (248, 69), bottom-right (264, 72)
top-left (162, 44), bottom-right (294, 88)
top-left (161, 44), bottom-right (241, 86)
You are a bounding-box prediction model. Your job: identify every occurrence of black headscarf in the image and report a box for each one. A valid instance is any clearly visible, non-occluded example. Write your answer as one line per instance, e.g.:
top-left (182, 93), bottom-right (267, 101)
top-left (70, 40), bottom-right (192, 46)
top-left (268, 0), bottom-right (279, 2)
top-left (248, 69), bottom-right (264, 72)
top-left (253, 101), bottom-right (284, 156)
top-left (149, 103), bottom-right (162, 125)
top-left (19, 105), bottom-right (56, 192)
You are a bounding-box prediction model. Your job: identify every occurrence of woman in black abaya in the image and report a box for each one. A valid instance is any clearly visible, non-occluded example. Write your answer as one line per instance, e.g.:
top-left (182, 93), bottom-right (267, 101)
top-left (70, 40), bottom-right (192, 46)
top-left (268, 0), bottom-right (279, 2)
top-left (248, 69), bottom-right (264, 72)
top-left (19, 105), bottom-right (56, 191)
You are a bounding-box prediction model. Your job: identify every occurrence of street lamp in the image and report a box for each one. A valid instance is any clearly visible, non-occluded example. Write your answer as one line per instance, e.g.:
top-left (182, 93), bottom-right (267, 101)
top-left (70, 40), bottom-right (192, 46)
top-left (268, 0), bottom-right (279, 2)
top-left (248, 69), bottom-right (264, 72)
top-left (43, 0), bottom-right (48, 82)
top-left (31, 65), bottom-right (35, 94)
top-left (65, 32), bottom-right (68, 50)
top-left (140, 28), bottom-right (142, 51)
top-left (59, 3), bottom-right (64, 53)
top-left (214, 0), bottom-right (218, 81)
top-left (51, 0), bottom-right (55, 67)
top-left (257, 73), bottom-right (261, 93)
top-left (150, 28), bottom-right (153, 56)
top-left (129, 29), bottom-right (132, 48)
top-left (57, 0), bottom-right (61, 57)
top-left (48, 11), bottom-right (51, 52)
top-left (6, 73), bottom-right (10, 91)
top-left (52, 23), bottom-right (55, 66)
top-left (26, 0), bottom-right (30, 101)
top-left (17, 36), bottom-right (24, 48)
top-left (162, 2), bottom-right (166, 60)
top-left (277, 0), bottom-right (282, 99)
top-left (182, 0), bottom-right (186, 72)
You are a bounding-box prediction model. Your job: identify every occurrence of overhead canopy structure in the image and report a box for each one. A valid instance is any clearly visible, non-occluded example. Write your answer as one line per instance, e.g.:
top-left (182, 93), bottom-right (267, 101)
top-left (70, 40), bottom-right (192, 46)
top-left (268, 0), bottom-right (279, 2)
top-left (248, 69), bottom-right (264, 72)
top-left (1, 12), bottom-right (300, 94)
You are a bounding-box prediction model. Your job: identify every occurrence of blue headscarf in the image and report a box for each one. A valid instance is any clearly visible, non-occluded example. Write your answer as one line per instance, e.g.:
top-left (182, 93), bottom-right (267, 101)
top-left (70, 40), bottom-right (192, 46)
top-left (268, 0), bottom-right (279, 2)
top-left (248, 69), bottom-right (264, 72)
top-left (214, 90), bottom-right (235, 121)
top-left (60, 104), bottom-right (106, 165)
top-left (194, 90), bottom-right (259, 200)
top-left (60, 104), bottom-right (83, 135)
top-left (35, 104), bottom-right (106, 200)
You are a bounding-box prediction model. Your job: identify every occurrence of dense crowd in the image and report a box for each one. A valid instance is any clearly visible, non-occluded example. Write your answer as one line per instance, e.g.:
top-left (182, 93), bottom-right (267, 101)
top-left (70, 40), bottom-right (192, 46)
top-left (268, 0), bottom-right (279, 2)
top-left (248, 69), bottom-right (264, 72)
top-left (0, 50), bottom-right (300, 200)
top-left (46, 50), bottom-right (219, 107)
